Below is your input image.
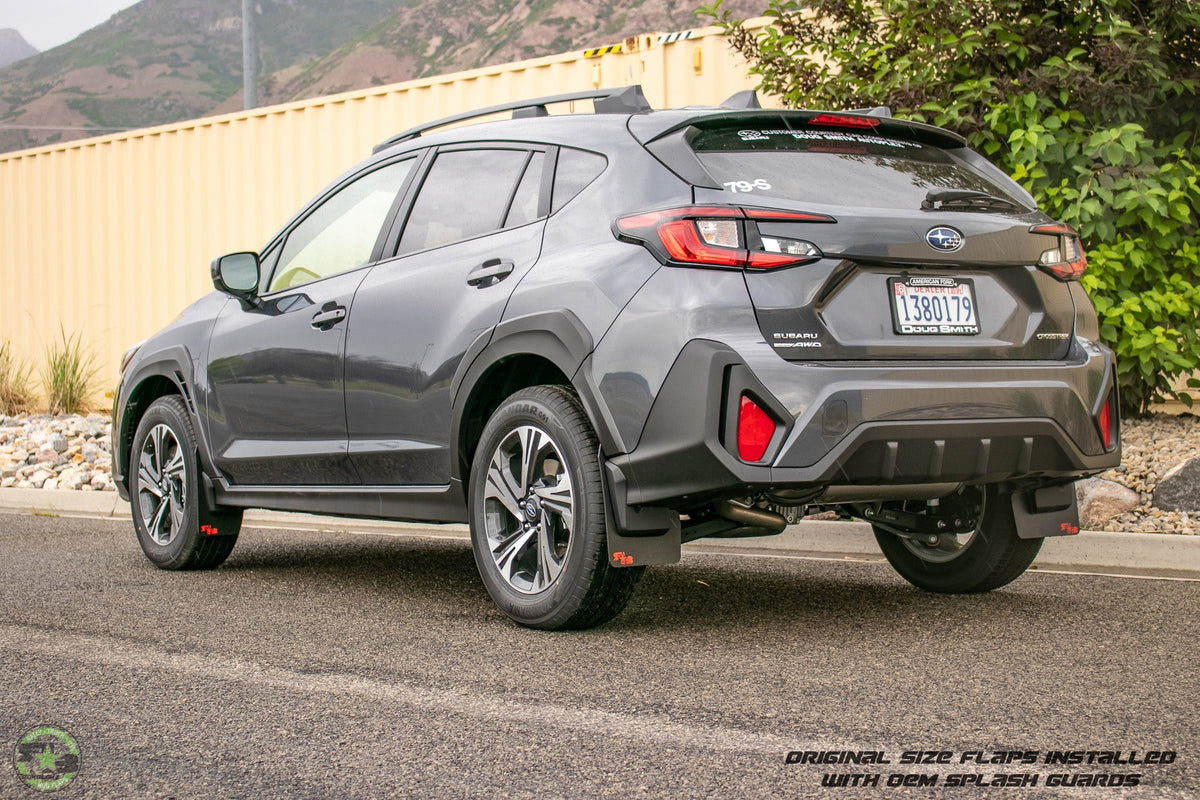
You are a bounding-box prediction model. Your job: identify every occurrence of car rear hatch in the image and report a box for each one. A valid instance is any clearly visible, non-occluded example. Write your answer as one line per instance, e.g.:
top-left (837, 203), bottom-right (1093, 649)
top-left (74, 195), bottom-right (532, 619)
top-left (631, 111), bottom-right (1085, 361)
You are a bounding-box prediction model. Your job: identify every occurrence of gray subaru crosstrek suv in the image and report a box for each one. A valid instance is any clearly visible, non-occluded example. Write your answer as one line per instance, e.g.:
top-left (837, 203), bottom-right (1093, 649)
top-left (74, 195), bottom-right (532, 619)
top-left (113, 86), bottom-right (1121, 629)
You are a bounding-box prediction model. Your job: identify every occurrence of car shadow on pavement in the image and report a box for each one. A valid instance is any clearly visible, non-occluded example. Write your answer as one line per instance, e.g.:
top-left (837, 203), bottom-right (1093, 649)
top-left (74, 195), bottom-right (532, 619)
top-left (200, 527), bottom-right (1070, 635)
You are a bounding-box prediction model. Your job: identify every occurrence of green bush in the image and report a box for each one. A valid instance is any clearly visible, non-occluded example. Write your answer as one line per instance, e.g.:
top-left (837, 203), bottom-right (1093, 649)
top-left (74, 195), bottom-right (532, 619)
top-left (42, 327), bottom-right (99, 416)
top-left (0, 339), bottom-right (35, 415)
top-left (704, 0), bottom-right (1200, 414)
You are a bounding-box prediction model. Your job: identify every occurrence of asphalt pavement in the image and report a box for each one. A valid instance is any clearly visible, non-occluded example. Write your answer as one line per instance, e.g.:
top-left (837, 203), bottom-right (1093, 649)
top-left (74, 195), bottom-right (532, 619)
top-left (1, 496), bottom-right (1199, 798)
top-left (2, 487), bottom-right (1199, 578)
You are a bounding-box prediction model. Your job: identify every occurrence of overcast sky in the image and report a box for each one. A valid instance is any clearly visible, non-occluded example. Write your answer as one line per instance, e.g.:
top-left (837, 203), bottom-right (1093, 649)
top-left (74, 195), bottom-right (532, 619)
top-left (1, 0), bottom-right (141, 51)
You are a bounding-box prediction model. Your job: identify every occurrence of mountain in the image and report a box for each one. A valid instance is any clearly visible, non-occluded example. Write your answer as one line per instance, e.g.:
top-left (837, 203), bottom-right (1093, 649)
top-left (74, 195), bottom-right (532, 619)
top-left (0, 29), bottom-right (39, 68)
top-left (0, 0), bottom-right (760, 155)
top-left (0, 0), bottom-right (402, 153)
top-left (249, 0), bottom-right (758, 107)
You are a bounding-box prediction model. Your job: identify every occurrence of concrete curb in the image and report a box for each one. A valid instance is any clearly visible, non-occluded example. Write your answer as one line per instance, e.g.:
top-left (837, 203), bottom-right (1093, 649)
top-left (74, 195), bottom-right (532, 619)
top-left (2, 488), bottom-right (1199, 577)
top-left (683, 522), bottom-right (1200, 577)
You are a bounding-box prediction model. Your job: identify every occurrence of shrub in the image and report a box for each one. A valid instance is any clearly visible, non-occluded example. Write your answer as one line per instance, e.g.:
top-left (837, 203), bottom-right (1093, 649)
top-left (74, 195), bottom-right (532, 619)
top-left (704, 0), bottom-right (1200, 414)
top-left (0, 339), bottom-right (35, 415)
top-left (42, 327), bottom-right (99, 415)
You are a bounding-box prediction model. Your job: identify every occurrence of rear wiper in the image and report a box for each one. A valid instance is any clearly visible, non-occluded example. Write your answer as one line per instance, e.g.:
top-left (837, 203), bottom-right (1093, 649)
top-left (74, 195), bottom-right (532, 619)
top-left (921, 189), bottom-right (1020, 212)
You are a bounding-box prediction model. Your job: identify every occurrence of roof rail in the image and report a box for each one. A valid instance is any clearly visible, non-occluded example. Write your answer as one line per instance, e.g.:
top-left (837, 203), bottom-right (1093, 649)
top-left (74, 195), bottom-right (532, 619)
top-left (374, 85), bottom-right (652, 153)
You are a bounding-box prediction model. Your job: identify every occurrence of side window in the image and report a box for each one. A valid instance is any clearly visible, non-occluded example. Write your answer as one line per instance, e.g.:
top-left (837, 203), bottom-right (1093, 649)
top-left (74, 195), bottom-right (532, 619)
top-left (397, 149), bottom-right (530, 255)
top-left (551, 148), bottom-right (607, 214)
top-left (269, 158), bottom-right (413, 292)
top-left (503, 152), bottom-right (546, 229)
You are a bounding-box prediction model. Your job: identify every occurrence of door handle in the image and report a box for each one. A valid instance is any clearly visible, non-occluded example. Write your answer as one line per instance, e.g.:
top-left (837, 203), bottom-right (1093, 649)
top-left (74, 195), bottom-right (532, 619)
top-left (466, 258), bottom-right (515, 287)
top-left (311, 304), bottom-right (347, 329)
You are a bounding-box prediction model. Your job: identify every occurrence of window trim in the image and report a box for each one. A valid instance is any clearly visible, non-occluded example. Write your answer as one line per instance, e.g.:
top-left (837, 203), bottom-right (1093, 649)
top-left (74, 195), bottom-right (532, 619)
top-left (385, 143), bottom-right (551, 259)
top-left (499, 151), bottom-right (535, 229)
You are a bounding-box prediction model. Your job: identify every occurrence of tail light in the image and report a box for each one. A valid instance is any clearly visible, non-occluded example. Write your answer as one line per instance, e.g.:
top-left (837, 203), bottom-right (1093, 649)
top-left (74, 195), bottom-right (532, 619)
top-left (1031, 224), bottom-right (1088, 280)
top-left (737, 395), bottom-right (776, 462)
top-left (615, 206), bottom-right (833, 270)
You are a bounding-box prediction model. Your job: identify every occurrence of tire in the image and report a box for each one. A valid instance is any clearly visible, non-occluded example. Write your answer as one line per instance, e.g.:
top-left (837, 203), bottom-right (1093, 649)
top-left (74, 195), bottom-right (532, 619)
top-left (130, 396), bottom-right (242, 570)
top-left (468, 385), bottom-right (643, 630)
top-left (873, 485), bottom-right (1042, 593)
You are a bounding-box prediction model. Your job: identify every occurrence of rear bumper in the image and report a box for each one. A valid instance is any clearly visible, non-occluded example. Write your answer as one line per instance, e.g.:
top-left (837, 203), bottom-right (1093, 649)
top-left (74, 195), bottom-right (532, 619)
top-left (606, 338), bottom-right (1120, 511)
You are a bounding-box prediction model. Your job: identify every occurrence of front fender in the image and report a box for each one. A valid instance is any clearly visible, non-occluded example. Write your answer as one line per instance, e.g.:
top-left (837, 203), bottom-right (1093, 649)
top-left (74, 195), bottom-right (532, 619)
top-left (113, 345), bottom-right (204, 498)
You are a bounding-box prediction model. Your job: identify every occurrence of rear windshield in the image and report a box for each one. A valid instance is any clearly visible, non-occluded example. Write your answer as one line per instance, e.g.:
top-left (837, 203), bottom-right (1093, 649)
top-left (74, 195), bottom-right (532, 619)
top-left (690, 126), bottom-right (1027, 210)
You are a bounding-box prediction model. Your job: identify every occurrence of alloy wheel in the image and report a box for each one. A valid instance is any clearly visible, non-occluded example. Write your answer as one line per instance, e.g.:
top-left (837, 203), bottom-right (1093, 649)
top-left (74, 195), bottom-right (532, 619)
top-left (480, 424), bottom-right (575, 594)
top-left (137, 423), bottom-right (187, 546)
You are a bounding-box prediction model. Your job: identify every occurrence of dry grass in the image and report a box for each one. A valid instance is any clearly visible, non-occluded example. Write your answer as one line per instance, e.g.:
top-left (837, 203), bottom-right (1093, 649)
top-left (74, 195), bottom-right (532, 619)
top-left (42, 327), bottom-right (99, 415)
top-left (0, 339), bottom-right (35, 415)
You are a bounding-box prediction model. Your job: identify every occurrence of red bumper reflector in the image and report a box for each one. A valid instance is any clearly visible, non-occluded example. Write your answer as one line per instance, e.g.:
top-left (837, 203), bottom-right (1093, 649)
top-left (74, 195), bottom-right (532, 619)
top-left (1098, 397), bottom-right (1112, 450)
top-left (737, 395), bottom-right (775, 462)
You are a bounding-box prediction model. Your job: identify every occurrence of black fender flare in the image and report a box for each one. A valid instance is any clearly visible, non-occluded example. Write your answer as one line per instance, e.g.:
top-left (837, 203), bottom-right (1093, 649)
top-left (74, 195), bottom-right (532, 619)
top-left (114, 345), bottom-right (215, 493)
top-left (449, 310), bottom-right (682, 567)
top-left (449, 310), bottom-right (628, 482)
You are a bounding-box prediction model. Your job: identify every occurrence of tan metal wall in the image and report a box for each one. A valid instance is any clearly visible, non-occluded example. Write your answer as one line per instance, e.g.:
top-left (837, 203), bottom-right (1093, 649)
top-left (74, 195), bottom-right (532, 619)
top-left (0, 20), bottom-right (772, 403)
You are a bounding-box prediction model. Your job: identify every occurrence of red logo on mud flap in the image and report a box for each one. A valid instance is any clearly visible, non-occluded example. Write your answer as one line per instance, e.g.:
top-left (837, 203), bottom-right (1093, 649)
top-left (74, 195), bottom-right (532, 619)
top-left (201, 525), bottom-right (219, 536)
top-left (612, 551), bottom-right (634, 566)
top-left (1059, 522), bottom-right (1080, 535)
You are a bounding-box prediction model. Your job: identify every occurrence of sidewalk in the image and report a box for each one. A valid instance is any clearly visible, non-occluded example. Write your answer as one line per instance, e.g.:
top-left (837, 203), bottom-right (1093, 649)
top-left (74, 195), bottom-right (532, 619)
top-left (2, 487), bottom-right (1198, 578)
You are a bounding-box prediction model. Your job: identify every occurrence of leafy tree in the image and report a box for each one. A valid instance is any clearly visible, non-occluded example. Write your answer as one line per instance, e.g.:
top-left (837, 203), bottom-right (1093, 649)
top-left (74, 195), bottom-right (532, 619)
top-left (703, 0), bottom-right (1200, 414)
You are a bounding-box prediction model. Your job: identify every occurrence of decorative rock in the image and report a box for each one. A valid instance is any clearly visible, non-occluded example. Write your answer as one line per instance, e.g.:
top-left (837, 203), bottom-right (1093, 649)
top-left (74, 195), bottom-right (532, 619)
top-left (1076, 477), bottom-right (1142, 529)
top-left (1152, 457), bottom-right (1200, 512)
top-left (56, 468), bottom-right (86, 491)
top-left (0, 413), bottom-right (118, 492)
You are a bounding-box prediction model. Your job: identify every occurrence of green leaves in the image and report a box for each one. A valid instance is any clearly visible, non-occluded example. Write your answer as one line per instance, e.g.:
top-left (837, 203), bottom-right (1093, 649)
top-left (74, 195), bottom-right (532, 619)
top-left (707, 0), bottom-right (1200, 414)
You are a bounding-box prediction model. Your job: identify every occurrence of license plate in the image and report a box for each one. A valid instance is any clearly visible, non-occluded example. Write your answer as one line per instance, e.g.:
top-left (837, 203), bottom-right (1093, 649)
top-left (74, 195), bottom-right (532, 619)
top-left (889, 276), bottom-right (980, 335)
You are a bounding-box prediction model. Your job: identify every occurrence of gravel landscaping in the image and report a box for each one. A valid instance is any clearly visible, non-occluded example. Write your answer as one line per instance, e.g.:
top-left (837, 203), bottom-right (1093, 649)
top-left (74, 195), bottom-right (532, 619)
top-left (1, 411), bottom-right (1197, 533)
top-left (1095, 412), bottom-right (1200, 535)
top-left (0, 413), bottom-right (116, 492)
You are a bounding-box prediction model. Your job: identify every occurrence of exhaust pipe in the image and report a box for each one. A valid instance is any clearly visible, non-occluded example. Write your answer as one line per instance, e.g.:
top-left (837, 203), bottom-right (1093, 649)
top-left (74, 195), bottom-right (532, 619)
top-left (711, 501), bottom-right (788, 537)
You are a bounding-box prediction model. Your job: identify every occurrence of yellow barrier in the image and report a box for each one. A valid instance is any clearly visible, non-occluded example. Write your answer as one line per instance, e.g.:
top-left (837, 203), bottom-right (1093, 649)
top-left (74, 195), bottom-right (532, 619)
top-left (0, 20), bottom-right (774, 400)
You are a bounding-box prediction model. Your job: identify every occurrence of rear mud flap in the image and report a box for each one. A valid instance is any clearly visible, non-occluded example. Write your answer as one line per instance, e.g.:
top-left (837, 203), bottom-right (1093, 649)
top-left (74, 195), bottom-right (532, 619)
top-left (1013, 484), bottom-right (1081, 538)
top-left (601, 458), bottom-right (682, 566)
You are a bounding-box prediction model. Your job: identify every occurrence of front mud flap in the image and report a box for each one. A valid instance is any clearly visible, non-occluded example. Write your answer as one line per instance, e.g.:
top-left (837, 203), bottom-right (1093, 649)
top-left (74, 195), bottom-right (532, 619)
top-left (1013, 484), bottom-right (1081, 538)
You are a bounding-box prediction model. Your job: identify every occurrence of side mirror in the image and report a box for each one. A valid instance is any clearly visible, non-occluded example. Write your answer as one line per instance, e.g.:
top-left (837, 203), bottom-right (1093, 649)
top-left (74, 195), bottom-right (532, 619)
top-left (211, 252), bottom-right (260, 299)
